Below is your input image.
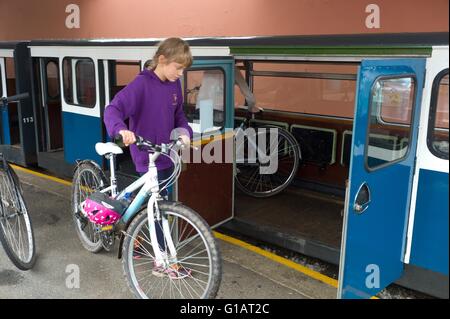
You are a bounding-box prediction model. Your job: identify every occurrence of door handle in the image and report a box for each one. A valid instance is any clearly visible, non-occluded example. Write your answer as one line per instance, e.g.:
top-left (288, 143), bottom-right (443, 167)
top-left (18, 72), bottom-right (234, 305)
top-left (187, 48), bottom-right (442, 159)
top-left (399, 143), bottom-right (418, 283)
top-left (353, 203), bottom-right (369, 213)
top-left (353, 182), bottom-right (371, 214)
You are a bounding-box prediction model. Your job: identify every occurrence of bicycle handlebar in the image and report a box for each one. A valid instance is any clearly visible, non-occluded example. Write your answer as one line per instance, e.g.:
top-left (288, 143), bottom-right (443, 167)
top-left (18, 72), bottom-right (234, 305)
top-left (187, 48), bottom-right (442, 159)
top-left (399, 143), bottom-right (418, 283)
top-left (1, 92), bottom-right (29, 105)
top-left (113, 134), bottom-right (183, 153)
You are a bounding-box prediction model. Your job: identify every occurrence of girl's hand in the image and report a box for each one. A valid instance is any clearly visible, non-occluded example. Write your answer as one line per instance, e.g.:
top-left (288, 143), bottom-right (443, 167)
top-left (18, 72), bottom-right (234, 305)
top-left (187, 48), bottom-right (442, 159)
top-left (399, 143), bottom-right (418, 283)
top-left (119, 130), bottom-right (136, 146)
top-left (179, 134), bottom-right (191, 147)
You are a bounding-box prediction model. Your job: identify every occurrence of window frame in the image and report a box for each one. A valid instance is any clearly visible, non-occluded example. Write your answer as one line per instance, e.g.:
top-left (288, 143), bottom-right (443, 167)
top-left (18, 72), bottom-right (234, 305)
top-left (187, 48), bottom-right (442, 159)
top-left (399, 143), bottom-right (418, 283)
top-left (62, 57), bottom-right (97, 109)
top-left (427, 68), bottom-right (449, 160)
top-left (183, 66), bottom-right (227, 132)
top-left (364, 74), bottom-right (417, 172)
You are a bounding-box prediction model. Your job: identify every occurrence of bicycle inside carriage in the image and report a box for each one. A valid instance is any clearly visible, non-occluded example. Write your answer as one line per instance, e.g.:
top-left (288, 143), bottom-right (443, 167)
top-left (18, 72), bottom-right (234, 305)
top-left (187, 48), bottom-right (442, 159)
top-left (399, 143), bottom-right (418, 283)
top-left (225, 59), bottom-right (355, 264)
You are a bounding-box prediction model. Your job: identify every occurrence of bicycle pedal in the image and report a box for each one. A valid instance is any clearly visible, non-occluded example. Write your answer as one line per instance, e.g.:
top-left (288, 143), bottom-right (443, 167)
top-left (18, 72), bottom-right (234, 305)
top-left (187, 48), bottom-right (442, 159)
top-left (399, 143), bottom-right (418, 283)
top-left (101, 232), bottom-right (115, 251)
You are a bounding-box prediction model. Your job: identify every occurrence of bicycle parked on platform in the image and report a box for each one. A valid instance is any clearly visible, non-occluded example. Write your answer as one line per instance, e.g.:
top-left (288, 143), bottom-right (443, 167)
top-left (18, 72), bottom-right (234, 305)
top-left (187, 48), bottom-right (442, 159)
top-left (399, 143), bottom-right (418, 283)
top-left (71, 134), bottom-right (222, 299)
top-left (0, 93), bottom-right (36, 270)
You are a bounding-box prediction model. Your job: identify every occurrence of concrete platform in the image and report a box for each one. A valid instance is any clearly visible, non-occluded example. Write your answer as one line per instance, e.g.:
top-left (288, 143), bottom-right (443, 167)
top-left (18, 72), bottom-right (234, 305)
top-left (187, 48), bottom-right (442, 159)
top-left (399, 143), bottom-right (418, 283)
top-left (0, 167), bottom-right (337, 299)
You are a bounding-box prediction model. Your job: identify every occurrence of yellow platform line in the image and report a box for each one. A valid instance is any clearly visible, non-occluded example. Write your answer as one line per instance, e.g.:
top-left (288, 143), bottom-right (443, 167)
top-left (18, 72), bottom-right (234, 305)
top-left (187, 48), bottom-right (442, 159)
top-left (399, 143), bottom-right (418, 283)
top-left (10, 164), bottom-right (72, 187)
top-left (11, 163), bottom-right (379, 299)
top-left (212, 232), bottom-right (379, 299)
top-left (213, 230), bottom-right (338, 288)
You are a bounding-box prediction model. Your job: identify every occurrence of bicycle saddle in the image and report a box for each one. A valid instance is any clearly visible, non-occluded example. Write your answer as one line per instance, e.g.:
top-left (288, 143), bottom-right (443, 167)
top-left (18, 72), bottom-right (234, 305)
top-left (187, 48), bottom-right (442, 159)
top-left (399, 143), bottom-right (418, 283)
top-left (95, 142), bottom-right (123, 156)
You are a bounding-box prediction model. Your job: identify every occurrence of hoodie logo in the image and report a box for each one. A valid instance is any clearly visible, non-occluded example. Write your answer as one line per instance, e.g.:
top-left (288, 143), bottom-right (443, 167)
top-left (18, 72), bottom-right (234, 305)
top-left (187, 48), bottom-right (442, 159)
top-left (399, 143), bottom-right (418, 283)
top-left (172, 93), bottom-right (178, 106)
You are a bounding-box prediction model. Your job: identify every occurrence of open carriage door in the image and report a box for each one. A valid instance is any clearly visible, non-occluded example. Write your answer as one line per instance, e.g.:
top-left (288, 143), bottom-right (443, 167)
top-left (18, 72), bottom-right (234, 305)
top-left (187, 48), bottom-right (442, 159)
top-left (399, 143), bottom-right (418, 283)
top-left (38, 58), bottom-right (63, 151)
top-left (177, 57), bottom-right (235, 228)
top-left (0, 57), bottom-right (8, 144)
top-left (338, 59), bottom-right (425, 299)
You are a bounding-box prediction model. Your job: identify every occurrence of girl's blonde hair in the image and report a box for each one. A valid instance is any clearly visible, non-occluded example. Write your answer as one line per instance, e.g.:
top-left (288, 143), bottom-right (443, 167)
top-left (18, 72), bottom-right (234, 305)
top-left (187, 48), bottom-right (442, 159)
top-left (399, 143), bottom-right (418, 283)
top-left (146, 37), bottom-right (193, 70)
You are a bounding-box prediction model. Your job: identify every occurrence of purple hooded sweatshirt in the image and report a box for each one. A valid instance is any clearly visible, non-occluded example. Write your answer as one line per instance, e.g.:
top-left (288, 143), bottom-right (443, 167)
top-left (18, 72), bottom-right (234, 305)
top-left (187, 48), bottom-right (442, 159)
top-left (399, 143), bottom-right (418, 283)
top-left (104, 69), bottom-right (193, 173)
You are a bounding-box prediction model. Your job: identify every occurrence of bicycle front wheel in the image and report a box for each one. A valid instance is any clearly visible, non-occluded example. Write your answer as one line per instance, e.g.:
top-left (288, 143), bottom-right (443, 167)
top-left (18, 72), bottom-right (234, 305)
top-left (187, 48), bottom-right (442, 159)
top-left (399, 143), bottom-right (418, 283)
top-left (235, 125), bottom-right (301, 197)
top-left (122, 201), bottom-right (222, 299)
top-left (0, 162), bottom-right (36, 270)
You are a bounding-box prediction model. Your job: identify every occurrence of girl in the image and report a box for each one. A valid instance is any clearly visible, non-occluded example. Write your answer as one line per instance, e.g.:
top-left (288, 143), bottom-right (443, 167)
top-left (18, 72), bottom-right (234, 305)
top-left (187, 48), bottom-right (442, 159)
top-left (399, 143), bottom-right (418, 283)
top-left (104, 37), bottom-right (194, 278)
top-left (104, 37), bottom-right (193, 175)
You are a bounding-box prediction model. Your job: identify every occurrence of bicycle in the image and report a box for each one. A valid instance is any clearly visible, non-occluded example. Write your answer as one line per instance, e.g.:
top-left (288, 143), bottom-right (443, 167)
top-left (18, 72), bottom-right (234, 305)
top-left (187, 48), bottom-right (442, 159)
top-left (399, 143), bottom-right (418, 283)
top-left (71, 134), bottom-right (222, 299)
top-left (0, 93), bottom-right (36, 270)
top-left (234, 111), bottom-right (301, 198)
top-left (185, 68), bottom-right (301, 198)
top-left (232, 66), bottom-right (301, 198)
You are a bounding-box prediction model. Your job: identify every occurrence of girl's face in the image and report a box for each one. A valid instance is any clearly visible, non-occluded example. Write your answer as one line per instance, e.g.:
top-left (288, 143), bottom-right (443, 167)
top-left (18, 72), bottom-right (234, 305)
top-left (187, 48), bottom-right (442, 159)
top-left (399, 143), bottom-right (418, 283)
top-left (158, 56), bottom-right (185, 82)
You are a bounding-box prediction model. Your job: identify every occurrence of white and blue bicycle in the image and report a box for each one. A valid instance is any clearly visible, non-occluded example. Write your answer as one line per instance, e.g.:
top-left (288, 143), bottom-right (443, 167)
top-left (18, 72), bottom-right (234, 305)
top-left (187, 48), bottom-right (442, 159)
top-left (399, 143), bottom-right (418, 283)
top-left (71, 135), bottom-right (222, 299)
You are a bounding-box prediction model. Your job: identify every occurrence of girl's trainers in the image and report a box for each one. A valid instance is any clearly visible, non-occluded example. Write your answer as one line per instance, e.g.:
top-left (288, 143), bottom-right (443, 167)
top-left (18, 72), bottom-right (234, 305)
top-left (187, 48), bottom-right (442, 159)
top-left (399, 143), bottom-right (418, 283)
top-left (152, 263), bottom-right (192, 279)
top-left (133, 249), bottom-right (143, 259)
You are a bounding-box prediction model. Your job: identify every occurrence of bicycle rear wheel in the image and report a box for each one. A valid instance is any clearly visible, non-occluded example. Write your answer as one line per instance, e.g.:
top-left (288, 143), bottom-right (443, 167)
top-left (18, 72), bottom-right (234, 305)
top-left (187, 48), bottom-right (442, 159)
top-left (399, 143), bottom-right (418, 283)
top-left (71, 161), bottom-right (107, 253)
top-left (122, 201), bottom-right (222, 299)
top-left (235, 125), bottom-right (301, 197)
top-left (0, 159), bottom-right (36, 270)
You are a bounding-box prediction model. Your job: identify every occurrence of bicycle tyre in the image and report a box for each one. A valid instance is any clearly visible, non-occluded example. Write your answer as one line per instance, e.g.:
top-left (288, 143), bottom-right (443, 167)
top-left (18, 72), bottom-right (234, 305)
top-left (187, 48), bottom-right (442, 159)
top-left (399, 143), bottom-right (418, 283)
top-left (0, 162), bottom-right (36, 270)
top-left (235, 125), bottom-right (301, 198)
top-left (71, 161), bottom-right (107, 253)
top-left (122, 201), bottom-right (222, 299)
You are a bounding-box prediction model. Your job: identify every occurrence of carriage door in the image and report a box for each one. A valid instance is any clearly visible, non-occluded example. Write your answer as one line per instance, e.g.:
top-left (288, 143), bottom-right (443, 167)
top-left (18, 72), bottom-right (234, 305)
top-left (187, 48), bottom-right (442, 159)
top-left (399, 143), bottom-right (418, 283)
top-left (178, 58), bottom-right (235, 228)
top-left (61, 57), bottom-right (102, 165)
top-left (338, 59), bottom-right (425, 299)
top-left (0, 57), bottom-right (8, 144)
top-left (39, 58), bottom-right (63, 151)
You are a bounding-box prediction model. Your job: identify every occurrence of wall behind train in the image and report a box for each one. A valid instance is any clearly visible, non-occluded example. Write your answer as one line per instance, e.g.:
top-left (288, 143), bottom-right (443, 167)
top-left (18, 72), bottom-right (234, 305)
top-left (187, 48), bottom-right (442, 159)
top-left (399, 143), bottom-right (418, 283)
top-left (0, 0), bottom-right (448, 41)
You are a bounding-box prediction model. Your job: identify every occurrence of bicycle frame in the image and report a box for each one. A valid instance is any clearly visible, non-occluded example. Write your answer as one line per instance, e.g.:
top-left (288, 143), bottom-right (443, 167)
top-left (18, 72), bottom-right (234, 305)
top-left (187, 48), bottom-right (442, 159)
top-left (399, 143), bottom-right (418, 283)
top-left (100, 147), bottom-right (179, 266)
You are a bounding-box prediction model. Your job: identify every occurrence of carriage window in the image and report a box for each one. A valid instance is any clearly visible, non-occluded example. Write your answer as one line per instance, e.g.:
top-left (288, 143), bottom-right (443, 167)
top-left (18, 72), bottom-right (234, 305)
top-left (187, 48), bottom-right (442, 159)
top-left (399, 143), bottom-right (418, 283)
top-left (379, 78), bottom-right (414, 124)
top-left (115, 60), bottom-right (140, 86)
top-left (250, 62), bottom-right (357, 118)
top-left (428, 70), bottom-right (449, 160)
top-left (184, 68), bottom-right (225, 133)
top-left (366, 77), bottom-right (415, 170)
top-left (76, 60), bottom-right (96, 107)
top-left (109, 60), bottom-right (141, 100)
top-left (46, 61), bottom-right (59, 99)
top-left (62, 57), bottom-right (96, 108)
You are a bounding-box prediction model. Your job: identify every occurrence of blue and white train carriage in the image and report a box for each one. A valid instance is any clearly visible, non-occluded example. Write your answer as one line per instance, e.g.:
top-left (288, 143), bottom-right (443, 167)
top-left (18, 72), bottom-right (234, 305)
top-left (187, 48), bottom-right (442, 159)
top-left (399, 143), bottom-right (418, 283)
top-left (0, 33), bottom-right (448, 298)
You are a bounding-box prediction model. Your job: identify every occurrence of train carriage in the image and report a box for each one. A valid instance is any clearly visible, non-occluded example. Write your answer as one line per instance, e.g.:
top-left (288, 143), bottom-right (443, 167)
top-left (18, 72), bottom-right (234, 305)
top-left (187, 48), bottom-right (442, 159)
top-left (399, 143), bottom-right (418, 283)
top-left (0, 33), bottom-right (448, 298)
top-left (0, 41), bottom-right (35, 166)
